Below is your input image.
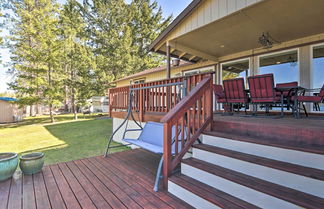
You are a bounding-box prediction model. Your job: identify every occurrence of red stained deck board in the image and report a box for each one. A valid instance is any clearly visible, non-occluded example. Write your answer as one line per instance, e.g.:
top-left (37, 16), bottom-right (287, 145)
top-left (104, 151), bottom-right (193, 209)
top-left (7, 176), bottom-right (22, 209)
top-left (57, 163), bottom-right (96, 209)
top-left (49, 165), bottom-right (81, 209)
top-left (33, 172), bottom-right (51, 209)
top-left (65, 161), bottom-right (112, 209)
top-left (95, 156), bottom-right (165, 209)
top-left (0, 150), bottom-right (191, 209)
top-left (22, 175), bottom-right (36, 209)
top-left (80, 158), bottom-right (142, 209)
top-left (89, 157), bottom-right (159, 209)
top-left (42, 167), bottom-right (67, 209)
top-left (73, 160), bottom-right (127, 209)
top-left (0, 179), bottom-right (11, 209)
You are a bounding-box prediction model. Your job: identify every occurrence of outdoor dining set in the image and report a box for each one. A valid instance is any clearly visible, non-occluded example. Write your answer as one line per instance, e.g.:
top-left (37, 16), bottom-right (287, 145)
top-left (213, 73), bottom-right (324, 118)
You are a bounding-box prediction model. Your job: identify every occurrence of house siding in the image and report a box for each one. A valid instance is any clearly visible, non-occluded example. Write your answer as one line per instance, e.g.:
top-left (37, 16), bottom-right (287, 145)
top-left (115, 60), bottom-right (216, 87)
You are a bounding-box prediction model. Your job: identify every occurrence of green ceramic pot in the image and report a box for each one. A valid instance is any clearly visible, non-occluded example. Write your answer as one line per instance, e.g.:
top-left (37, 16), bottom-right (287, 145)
top-left (0, 153), bottom-right (18, 181)
top-left (19, 152), bottom-right (45, 175)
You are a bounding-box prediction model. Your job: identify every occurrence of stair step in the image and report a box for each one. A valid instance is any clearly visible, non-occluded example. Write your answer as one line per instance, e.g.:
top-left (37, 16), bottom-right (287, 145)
top-left (169, 173), bottom-right (260, 209)
top-left (181, 158), bottom-right (324, 209)
top-left (202, 132), bottom-right (324, 170)
top-left (204, 131), bottom-right (324, 155)
top-left (192, 144), bottom-right (324, 197)
top-left (193, 143), bottom-right (324, 181)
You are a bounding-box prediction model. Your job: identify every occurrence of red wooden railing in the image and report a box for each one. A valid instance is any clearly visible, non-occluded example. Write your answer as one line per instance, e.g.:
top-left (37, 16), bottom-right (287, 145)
top-left (160, 74), bottom-right (213, 188)
top-left (109, 72), bottom-right (213, 120)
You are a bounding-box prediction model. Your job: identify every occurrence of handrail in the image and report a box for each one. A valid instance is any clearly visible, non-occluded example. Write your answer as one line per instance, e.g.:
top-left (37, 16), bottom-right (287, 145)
top-left (160, 74), bottom-right (213, 189)
top-left (109, 72), bottom-right (214, 120)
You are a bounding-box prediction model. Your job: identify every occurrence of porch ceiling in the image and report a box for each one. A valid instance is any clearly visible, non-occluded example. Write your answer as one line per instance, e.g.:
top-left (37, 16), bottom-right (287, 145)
top-left (169, 0), bottom-right (324, 61)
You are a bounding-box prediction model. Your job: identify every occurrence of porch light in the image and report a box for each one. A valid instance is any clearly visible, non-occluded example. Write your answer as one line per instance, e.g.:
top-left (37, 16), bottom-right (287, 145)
top-left (258, 32), bottom-right (274, 49)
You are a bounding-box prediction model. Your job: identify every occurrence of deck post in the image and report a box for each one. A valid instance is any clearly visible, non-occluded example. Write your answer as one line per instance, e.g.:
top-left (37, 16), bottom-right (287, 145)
top-left (166, 41), bottom-right (171, 79)
top-left (206, 76), bottom-right (213, 131)
top-left (163, 122), bottom-right (172, 189)
top-left (109, 89), bottom-right (112, 117)
top-left (139, 84), bottom-right (144, 121)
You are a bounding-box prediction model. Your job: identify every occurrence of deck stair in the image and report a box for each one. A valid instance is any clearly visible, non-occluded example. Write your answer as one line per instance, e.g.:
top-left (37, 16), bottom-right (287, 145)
top-left (167, 131), bottom-right (324, 209)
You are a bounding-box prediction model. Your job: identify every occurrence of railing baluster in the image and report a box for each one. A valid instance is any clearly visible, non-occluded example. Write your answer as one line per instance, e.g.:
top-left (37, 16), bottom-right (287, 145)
top-left (198, 97), bottom-right (201, 128)
top-left (181, 116), bottom-right (185, 149)
top-left (175, 121), bottom-right (179, 155)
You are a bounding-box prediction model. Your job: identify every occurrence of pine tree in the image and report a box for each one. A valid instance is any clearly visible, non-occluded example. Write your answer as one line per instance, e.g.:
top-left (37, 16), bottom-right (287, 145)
top-left (128, 0), bottom-right (172, 73)
top-left (84, 0), bottom-right (134, 85)
top-left (8, 0), bottom-right (62, 123)
top-left (83, 0), bottom-right (172, 85)
top-left (59, 0), bottom-right (97, 119)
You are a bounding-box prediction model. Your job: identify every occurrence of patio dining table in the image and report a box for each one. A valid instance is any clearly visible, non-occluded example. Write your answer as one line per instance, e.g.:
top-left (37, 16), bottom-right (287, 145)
top-left (275, 86), bottom-right (305, 118)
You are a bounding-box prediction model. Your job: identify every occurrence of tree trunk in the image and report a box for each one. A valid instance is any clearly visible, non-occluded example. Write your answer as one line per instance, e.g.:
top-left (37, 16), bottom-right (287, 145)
top-left (48, 64), bottom-right (54, 123)
top-left (49, 104), bottom-right (54, 123)
top-left (72, 91), bottom-right (77, 120)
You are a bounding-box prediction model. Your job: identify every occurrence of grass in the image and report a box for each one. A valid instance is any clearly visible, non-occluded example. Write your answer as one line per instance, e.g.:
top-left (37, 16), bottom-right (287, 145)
top-left (0, 114), bottom-right (129, 165)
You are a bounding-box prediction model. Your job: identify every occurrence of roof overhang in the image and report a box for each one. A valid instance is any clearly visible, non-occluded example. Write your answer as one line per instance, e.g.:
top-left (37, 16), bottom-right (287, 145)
top-left (151, 0), bottom-right (324, 61)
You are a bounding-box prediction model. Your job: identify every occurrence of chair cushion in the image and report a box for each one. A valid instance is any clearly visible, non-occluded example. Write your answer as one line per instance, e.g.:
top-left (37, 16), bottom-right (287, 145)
top-left (292, 96), bottom-right (322, 103)
top-left (248, 74), bottom-right (277, 103)
top-left (223, 78), bottom-right (248, 103)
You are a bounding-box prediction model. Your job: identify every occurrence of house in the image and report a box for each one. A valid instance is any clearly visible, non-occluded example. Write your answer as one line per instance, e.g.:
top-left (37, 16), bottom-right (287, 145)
top-left (113, 60), bottom-right (214, 87)
top-left (108, 0), bottom-right (324, 208)
top-left (0, 97), bottom-right (23, 123)
top-left (2, 1), bottom-right (324, 208)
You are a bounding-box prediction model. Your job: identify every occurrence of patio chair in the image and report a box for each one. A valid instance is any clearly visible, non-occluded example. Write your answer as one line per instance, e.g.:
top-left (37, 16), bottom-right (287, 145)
top-left (248, 73), bottom-right (281, 115)
top-left (212, 84), bottom-right (226, 103)
top-left (292, 84), bottom-right (324, 117)
top-left (223, 78), bottom-right (249, 113)
top-left (123, 121), bottom-right (186, 191)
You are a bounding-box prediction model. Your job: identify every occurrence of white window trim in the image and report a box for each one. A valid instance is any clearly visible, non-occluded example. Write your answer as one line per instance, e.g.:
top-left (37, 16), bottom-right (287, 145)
top-left (257, 48), bottom-right (300, 83)
top-left (220, 58), bottom-right (250, 86)
top-left (310, 43), bottom-right (324, 112)
top-left (310, 43), bottom-right (324, 89)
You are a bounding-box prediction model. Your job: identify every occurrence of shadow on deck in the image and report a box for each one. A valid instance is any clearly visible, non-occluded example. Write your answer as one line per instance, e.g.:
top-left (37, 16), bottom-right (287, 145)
top-left (0, 149), bottom-right (192, 209)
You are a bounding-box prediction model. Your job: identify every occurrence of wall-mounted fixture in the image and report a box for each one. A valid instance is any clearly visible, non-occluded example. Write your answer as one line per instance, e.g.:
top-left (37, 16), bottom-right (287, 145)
top-left (258, 32), bottom-right (274, 49)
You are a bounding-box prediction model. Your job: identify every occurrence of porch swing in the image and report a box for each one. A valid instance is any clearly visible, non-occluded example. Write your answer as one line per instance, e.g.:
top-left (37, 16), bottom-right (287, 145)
top-left (104, 80), bottom-right (188, 191)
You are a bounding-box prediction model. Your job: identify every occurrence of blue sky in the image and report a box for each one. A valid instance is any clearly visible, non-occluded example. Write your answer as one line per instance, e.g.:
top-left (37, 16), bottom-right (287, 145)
top-left (0, 0), bottom-right (192, 92)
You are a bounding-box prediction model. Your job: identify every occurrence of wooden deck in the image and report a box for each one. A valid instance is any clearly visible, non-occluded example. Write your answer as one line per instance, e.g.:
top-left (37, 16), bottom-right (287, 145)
top-left (0, 149), bottom-right (192, 209)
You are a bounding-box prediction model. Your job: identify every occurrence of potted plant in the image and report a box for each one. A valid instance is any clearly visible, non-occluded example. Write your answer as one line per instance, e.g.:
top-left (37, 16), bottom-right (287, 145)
top-left (19, 152), bottom-right (45, 175)
top-left (0, 153), bottom-right (18, 181)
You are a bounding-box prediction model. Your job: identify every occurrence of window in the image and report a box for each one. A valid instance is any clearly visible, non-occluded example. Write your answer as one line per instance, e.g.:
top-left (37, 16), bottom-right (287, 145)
top-left (312, 44), bottom-right (324, 112)
top-left (312, 45), bottom-right (324, 89)
top-left (132, 78), bottom-right (145, 84)
top-left (259, 50), bottom-right (298, 84)
top-left (183, 66), bottom-right (214, 76)
top-left (221, 59), bottom-right (249, 86)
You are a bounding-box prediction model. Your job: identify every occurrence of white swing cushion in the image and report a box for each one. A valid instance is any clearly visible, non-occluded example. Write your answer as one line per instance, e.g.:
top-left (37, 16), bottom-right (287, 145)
top-left (123, 122), bottom-right (184, 154)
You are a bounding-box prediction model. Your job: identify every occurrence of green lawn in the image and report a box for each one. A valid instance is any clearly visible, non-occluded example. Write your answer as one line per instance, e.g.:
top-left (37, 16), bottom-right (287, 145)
top-left (0, 114), bottom-right (129, 165)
